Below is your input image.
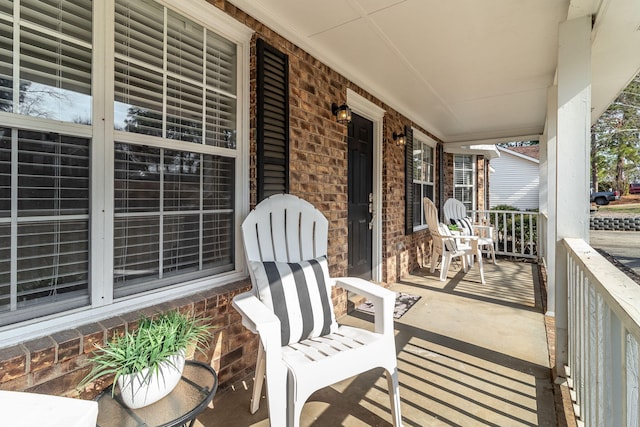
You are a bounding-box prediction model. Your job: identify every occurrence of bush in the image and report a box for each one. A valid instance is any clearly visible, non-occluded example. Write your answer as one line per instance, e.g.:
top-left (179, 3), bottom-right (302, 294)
top-left (489, 205), bottom-right (538, 255)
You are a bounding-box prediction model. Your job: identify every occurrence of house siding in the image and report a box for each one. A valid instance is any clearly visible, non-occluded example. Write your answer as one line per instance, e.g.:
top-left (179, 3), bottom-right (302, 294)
top-left (0, 0), bottom-right (487, 399)
top-left (489, 149), bottom-right (539, 210)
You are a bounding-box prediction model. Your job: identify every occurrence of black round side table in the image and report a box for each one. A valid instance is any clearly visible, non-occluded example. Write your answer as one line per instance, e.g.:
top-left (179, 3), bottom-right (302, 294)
top-left (96, 360), bottom-right (218, 427)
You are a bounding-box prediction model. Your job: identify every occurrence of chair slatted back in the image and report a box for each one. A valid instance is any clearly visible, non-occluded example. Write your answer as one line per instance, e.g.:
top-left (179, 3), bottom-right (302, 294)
top-left (423, 197), bottom-right (440, 232)
top-left (242, 194), bottom-right (329, 263)
top-left (424, 197), bottom-right (458, 253)
top-left (443, 198), bottom-right (467, 225)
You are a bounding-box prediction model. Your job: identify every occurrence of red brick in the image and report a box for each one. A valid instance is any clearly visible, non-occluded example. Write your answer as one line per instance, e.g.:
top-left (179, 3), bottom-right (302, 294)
top-left (99, 316), bottom-right (126, 341)
top-left (0, 345), bottom-right (27, 383)
top-left (76, 322), bottom-right (105, 354)
top-left (51, 329), bottom-right (81, 362)
top-left (23, 337), bottom-right (56, 372)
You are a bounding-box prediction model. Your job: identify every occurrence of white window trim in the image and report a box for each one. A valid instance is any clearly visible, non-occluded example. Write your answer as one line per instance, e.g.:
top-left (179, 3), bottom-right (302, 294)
top-left (412, 128), bottom-right (437, 232)
top-left (0, 0), bottom-right (253, 347)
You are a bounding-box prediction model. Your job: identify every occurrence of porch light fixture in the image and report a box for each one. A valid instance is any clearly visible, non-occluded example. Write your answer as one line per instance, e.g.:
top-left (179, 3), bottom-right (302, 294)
top-left (331, 102), bottom-right (352, 124)
top-left (393, 131), bottom-right (406, 146)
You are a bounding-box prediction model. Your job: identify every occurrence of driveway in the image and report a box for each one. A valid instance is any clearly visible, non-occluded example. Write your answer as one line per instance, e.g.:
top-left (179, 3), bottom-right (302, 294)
top-left (589, 230), bottom-right (640, 279)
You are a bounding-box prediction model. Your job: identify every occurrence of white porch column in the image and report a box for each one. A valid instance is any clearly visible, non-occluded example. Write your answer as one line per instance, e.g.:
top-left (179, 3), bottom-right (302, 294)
top-left (544, 86), bottom-right (557, 319)
top-left (554, 15), bottom-right (592, 374)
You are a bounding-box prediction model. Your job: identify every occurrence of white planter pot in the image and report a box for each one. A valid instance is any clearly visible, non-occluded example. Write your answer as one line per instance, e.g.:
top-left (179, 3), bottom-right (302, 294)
top-left (117, 350), bottom-right (186, 409)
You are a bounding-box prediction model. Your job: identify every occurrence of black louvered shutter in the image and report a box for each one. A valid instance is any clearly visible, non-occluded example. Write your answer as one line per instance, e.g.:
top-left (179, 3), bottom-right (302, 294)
top-left (257, 39), bottom-right (289, 202)
top-left (404, 127), bottom-right (414, 235)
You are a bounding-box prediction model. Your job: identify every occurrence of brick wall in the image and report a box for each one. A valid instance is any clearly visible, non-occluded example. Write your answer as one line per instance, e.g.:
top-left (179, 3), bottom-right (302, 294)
top-left (0, 280), bottom-right (255, 398)
top-left (477, 157), bottom-right (486, 210)
top-left (244, 10), bottom-right (434, 288)
top-left (443, 153), bottom-right (454, 202)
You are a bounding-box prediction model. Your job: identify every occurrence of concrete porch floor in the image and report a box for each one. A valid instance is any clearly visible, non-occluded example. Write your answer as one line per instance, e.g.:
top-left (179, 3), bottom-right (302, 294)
top-left (198, 260), bottom-right (558, 426)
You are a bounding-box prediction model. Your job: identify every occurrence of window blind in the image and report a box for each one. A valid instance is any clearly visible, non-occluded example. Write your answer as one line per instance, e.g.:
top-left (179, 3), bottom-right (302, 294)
top-left (114, 144), bottom-right (234, 296)
top-left (454, 154), bottom-right (474, 186)
top-left (0, 128), bottom-right (89, 324)
top-left (114, 0), bottom-right (237, 148)
top-left (0, 19), bottom-right (13, 113)
top-left (20, 0), bottom-right (92, 43)
top-left (0, 1), bottom-right (12, 16)
top-left (18, 0), bottom-right (92, 122)
top-left (454, 154), bottom-right (474, 210)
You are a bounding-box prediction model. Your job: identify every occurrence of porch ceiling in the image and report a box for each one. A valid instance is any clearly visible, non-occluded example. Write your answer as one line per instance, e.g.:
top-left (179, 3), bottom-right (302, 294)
top-left (230, 0), bottom-right (640, 144)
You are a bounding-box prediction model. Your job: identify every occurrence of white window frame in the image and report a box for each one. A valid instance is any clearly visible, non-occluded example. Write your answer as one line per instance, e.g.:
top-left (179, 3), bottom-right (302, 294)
top-left (453, 154), bottom-right (476, 211)
top-left (412, 129), bottom-right (437, 231)
top-left (0, 0), bottom-right (253, 347)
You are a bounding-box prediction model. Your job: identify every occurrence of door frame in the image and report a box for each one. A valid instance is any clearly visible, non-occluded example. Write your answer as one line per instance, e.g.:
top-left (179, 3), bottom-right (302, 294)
top-left (347, 88), bottom-right (384, 283)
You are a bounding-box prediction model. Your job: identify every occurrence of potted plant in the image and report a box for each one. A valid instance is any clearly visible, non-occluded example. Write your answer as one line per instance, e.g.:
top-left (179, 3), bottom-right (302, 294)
top-left (80, 310), bottom-right (211, 409)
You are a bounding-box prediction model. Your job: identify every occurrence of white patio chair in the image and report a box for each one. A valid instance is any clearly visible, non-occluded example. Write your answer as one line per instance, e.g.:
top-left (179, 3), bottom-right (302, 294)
top-left (424, 198), bottom-right (485, 284)
top-left (443, 198), bottom-right (496, 264)
top-left (232, 194), bottom-right (402, 427)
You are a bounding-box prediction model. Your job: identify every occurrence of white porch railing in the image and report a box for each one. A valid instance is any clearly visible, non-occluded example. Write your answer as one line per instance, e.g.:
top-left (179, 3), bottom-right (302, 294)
top-left (470, 209), bottom-right (539, 259)
top-left (564, 238), bottom-right (640, 426)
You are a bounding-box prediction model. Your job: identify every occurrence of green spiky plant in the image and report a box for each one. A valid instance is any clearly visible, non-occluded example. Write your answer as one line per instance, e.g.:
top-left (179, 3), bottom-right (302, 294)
top-left (80, 310), bottom-right (211, 395)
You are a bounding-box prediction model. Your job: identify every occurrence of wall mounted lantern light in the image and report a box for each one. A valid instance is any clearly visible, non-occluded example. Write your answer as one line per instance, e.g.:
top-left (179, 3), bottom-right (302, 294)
top-left (393, 130), bottom-right (406, 146)
top-left (331, 102), bottom-right (352, 124)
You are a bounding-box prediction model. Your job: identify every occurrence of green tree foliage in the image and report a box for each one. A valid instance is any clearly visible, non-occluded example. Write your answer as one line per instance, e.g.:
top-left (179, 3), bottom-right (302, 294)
top-left (591, 73), bottom-right (640, 192)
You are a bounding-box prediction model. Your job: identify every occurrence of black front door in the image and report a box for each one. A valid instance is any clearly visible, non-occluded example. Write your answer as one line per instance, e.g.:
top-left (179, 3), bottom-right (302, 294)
top-left (347, 113), bottom-right (373, 279)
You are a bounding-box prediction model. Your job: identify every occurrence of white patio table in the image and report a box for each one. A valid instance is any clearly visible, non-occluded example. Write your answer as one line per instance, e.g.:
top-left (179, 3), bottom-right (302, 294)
top-left (0, 390), bottom-right (98, 427)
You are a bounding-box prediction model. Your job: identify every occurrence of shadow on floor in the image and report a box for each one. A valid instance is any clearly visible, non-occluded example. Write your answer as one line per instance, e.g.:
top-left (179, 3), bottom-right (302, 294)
top-left (200, 261), bottom-right (557, 426)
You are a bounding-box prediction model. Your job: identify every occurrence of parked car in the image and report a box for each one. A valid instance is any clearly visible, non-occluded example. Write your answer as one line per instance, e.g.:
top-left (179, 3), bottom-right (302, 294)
top-left (630, 183), bottom-right (640, 194)
top-left (590, 189), bottom-right (620, 205)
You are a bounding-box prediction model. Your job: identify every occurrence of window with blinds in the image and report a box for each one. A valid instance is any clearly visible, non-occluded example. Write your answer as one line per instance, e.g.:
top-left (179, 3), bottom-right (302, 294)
top-left (1, 0), bottom-right (244, 328)
top-left (114, 0), bottom-right (237, 148)
top-left (0, 128), bottom-right (90, 324)
top-left (454, 154), bottom-right (475, 210)
top-left (410, 129), bottom-right (436, 230)
top-left (113, 144), bottom-right (234, 296)
top-left (0, 0), bottom-right (92, 326)
top-left (256, 39), bottom-right (289, 201)
top-left (112, 1), bottom-right (237, 296)
top-left (18, 0), bottom-right (92, 123)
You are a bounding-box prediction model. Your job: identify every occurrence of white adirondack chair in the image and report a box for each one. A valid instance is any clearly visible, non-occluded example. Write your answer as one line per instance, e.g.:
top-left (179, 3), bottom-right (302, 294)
top-left (424, 197), bottom-right (485, 284)
top-left (443, 198), bottom-right (496, 264)
top-left (232, 194), bottom-right (402, 427)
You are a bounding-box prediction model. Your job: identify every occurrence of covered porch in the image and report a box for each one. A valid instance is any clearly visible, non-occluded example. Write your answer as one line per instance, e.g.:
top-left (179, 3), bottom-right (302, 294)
top-left (204, 260), bottom-right (562, 426)
top-left (2, 0), bottom-right (640, 425)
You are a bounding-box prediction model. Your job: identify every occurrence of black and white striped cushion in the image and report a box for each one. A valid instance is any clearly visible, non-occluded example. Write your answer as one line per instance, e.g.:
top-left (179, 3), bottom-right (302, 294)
top-left (250, 256), bottom-right (337, 346)
top-left (455, 217), bottom-right (474, 236)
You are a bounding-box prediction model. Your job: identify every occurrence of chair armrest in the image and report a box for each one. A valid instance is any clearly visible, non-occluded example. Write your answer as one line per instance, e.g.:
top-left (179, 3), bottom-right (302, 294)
top-left (333, 277), bottom-right (395, 335)
top-left (454, 235), bottom-right (479, 251)
top-left (232, 292), bottom-right (282, 349)
top-left (473, 224), bottom-right (494, 239)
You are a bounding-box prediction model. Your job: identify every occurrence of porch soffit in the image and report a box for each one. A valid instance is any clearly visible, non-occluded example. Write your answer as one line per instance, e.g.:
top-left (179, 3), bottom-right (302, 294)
top-left (229, 0), bottom-right (640, 145)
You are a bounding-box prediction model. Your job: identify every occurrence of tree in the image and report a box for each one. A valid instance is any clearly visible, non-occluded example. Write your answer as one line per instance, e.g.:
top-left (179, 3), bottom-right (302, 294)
top-left (591, 73), bottom-right (640, 192)
top-left (0, 79), bottom-right (30, 113)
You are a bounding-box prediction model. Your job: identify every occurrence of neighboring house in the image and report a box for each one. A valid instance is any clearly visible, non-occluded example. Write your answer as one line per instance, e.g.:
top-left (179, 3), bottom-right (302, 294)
top-left (489, 146), bottom-right (540, 210)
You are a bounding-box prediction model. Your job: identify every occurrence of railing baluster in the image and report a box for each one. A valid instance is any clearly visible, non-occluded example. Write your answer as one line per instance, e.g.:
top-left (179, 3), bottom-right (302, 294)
top-left (627, 334), bottom-right (639, 426)
top-left (471, 209), bottom-right (538, 259)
